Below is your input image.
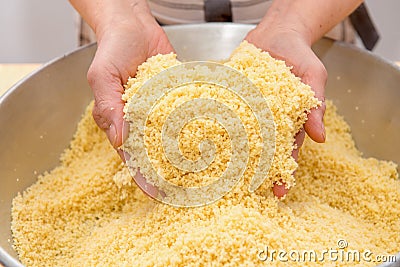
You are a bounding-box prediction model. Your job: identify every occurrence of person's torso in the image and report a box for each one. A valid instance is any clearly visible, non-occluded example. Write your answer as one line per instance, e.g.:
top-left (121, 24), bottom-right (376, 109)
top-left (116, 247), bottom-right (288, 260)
top-left (78, 0), bottom-right (356, 45)
top-left (148, 0), bottom-right (272, 24)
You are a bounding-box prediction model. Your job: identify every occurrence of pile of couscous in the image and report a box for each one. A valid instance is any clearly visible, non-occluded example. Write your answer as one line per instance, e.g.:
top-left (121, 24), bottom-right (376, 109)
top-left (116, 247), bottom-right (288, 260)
top-left (11, 42), bottom-right (399, 266)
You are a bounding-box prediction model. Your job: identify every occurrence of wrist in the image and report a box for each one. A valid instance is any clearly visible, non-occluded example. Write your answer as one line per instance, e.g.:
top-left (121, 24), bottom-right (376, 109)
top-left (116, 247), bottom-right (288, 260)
top-left (255, 0), bottom-right (363, 45)
top-left (256, 7), bottom-right (314, 46)
top-left (254, 24), bottom-right (312, 48)
top-left (91, 0), bottom-right (159, 42)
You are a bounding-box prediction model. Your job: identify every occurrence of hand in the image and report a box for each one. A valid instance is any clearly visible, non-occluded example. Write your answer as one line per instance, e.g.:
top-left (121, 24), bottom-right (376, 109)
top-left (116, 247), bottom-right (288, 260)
top-left (242, 0), bottom-right (362, 198)
top-left (245, 26), bottom-right (327, 198)
top-left (87, 17), bottom-right (174, 153)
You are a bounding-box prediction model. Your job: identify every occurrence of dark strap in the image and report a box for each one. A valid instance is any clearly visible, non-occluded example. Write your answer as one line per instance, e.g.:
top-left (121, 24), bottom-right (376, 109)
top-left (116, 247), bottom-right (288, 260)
top-left (349, 3), bottom-right (380, 51)
top-left (204, 0), bottom-right (232, 22)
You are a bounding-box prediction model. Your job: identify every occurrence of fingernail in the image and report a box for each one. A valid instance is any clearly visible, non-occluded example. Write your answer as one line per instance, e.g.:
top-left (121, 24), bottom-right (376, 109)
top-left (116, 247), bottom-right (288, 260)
top-left (117, 149), bottom-right (130, 163)
top-left (272, 181), bottom-right (289, 198)
top-left (122, 120), bottom-right (130, 144)
top-left (292, 148), bottom-right (299, 161)
top-left (107, 123), bottom-right (118, 148)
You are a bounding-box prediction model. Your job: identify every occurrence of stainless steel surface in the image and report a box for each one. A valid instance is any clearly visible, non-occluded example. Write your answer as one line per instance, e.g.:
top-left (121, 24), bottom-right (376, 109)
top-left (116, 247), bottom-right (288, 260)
top-left (0, 23), bottom-right (399, 266)
top-left (314, 40), bottom-right (400, 167)
top-left (0, 44), bottom-right (96, 267)
top-left (163, 23), bottom-right (253, 61)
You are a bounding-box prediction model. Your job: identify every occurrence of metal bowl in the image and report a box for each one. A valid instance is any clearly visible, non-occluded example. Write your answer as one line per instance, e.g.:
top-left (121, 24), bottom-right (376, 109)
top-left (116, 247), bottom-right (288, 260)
top-left (0, 23), bottom-right (399, 266)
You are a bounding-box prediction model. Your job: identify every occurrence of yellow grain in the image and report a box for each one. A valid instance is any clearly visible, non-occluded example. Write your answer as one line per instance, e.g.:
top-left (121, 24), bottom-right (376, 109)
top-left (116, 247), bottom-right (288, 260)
top-left (11, 42), bottom-right (399, 267)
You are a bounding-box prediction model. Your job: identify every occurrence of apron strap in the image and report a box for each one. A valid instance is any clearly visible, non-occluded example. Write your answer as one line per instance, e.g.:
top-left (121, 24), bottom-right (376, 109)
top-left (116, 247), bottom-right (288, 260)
top-left (204, 0), bottom-right (233, 22)
top-left (349, 3), bottom-right (380, 51)
top-left (202, 1), bottom-right (379, 50)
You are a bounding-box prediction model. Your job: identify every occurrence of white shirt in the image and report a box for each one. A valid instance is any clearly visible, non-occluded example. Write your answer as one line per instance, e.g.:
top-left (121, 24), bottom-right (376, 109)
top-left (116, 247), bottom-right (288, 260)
top-left (148, 0), bottom-right (272, 24)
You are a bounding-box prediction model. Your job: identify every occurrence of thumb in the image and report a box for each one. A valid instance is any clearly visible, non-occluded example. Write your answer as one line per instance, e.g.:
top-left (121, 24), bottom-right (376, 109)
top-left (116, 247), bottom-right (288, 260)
top-left (87, 64), bottom-right (126, 149)
top-left (301, 53), bottom-right (327, 143)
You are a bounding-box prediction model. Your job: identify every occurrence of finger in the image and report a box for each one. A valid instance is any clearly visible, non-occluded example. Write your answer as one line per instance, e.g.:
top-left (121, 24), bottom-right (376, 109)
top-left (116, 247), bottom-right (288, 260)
top-left (272, 181), bottom-right (289, 198)
top-left (305, 100), bottom-right (326, 143)
top-left (88, 62), bottom-right (126, 149)
top-left (133, 170), bottom-right (161, 198)
top-left (122, 148), bottom-right (164, 199)
top-left (273, 128), bottom-right (306, 198)
top-left (301, 56), bottom-right (327, 143)
top-left (292, 128), bottom-right (306, 161)
top-left (115, 121), bottom-right (131, 162)
top-left (122, 119), bottom-right (130, 144)
top-left (92, 98), bottom-right (125, 148)
top-left (117, 148), bottom-right (130, 163)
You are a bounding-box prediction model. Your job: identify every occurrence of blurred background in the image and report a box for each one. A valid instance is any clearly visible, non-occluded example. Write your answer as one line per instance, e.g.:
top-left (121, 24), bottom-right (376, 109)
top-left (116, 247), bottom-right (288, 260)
top-left (0, 0), bottom-right (399, 63)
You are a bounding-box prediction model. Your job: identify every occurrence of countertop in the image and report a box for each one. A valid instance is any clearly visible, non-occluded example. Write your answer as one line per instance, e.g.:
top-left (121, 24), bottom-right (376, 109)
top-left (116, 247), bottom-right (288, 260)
top-left (0, 64), bottom-right (41, 97)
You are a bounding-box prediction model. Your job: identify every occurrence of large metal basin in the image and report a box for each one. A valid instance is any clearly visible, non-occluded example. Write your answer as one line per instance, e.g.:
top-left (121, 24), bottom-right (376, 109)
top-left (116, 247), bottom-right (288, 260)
top-left (0, 23), bottom-right (399, 266)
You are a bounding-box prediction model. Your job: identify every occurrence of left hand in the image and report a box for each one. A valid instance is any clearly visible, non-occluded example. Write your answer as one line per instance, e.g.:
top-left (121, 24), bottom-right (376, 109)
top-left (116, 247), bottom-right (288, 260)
top-left (245, 25), bottom-right (327, 198)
